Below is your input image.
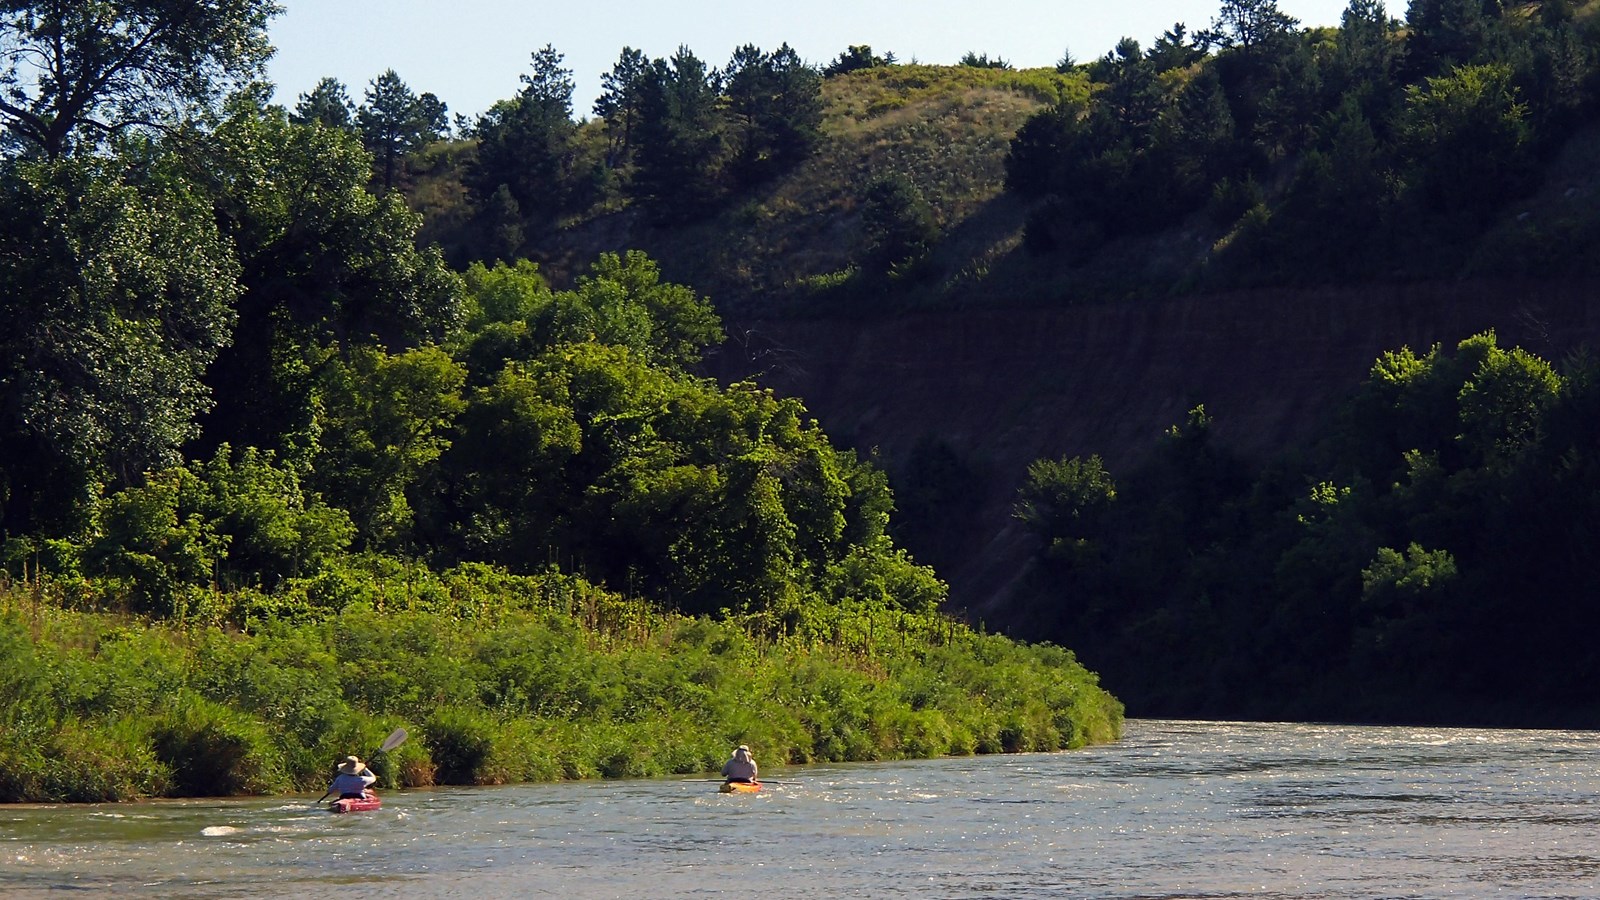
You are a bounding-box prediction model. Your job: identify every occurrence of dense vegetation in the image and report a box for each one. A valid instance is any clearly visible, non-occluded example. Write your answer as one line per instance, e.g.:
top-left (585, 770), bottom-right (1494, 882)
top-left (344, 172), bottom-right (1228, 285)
top-left (1007, 0), bottom-right (1600, 287)
top-left (1, 567), bottom-right (1119, 802)
top-left (1009, 333), bottom-right (1600, 726)
top-left (348, 0), bottom-right (1600, 313)
top-left (971, 0), bottom-right (1600, 727)
top-left (0, 3), bottom-right (1120, 802)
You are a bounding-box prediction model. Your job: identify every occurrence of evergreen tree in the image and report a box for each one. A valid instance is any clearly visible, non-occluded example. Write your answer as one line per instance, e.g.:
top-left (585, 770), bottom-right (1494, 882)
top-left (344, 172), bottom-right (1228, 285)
top-left (291, 77), bottom-right (356, 129)
top-left (723, 43), bottom-right (823, 188)
top-left (357, 70), bottom-right (448, 191)
top-left (630, 47), bottom-right (726, 219)
top-left (470, 45), bottom-right (576, 222)
top-left (594, 47), bottom-right (651, 166)
top-left (1324, 0), bottom-right (1402, 125)
top-left (823, 45), bottom-right (895, 76)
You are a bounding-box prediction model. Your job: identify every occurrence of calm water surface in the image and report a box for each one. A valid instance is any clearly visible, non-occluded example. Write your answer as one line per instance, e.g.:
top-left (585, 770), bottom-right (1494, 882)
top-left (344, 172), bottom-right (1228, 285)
top-left (5, 719), bottom-right (1600, 898)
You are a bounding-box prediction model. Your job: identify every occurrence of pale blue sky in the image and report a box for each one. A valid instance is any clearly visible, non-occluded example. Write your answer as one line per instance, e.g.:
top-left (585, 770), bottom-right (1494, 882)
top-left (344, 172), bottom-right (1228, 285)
top-left (266, 0), bottom-right (1357, 121)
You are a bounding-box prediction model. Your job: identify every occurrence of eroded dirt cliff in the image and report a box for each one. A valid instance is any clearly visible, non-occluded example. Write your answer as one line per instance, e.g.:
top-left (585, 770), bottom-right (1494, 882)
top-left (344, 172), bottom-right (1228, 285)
top-left (715, 279), bottom-right (1600, 617)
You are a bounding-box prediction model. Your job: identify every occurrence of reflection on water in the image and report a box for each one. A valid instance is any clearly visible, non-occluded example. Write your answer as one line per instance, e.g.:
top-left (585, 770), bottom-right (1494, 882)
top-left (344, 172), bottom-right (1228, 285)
top-left (4, 720), bottom-right (1600, 898)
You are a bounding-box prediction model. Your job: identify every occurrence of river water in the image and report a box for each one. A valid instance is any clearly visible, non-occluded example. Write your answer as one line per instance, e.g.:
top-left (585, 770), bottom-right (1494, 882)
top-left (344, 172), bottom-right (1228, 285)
top-left (5, 719), bottom-right (1600, 898)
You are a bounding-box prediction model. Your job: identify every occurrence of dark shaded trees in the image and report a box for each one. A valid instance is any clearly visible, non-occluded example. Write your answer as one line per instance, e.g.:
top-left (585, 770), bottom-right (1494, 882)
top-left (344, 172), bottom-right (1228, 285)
top-left (630, 47), bottom-right (725, 219)
top-left (723, 43), bottom-right (823, 188)
top-left (1396, 62), bottom-right (1532, 222)
top-left (469, 45), bottom-right (577, 224)
top-left (823, 45), bottom-right (895, 76)
top-left (594, 47), bottom-right (650, 166)
top-left (860, 173), bottom-right (939, 272)
top-left (1010, 332), bottom-right (1600, 725)
top-left (357, 70), bottom-right (448, 191)
top-left (174, 102), bottom-right (462, 461)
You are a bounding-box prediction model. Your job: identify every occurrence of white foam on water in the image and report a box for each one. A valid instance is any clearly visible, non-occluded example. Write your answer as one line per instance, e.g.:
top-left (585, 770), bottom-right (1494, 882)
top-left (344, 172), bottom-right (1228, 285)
top-left (201, 825), bottom-right (240, 837)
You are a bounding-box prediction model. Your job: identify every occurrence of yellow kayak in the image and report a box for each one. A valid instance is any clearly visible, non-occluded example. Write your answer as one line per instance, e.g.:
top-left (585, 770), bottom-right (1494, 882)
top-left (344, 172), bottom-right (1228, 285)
top-left (719, 780), bottom-right (762, 793)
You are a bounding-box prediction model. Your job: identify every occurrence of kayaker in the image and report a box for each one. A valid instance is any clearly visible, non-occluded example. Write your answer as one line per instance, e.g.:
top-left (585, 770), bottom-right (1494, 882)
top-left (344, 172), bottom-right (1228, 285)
top-left (721, 745), bottom-right (758, 784)
top-left (330, 755), bottom-right (378, 799)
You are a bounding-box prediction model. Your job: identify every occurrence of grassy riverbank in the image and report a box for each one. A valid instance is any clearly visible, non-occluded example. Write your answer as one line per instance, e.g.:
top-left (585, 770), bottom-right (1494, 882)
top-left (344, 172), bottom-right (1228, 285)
top-left (0, 561), bottom-right (1121, 803)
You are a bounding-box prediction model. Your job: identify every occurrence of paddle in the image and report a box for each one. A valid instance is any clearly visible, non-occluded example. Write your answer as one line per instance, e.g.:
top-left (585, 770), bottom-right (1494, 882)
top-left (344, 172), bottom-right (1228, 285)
top-left (688, 778), bottom-right (804, 785)
top-left (314, 727), bottom-right (409, 804)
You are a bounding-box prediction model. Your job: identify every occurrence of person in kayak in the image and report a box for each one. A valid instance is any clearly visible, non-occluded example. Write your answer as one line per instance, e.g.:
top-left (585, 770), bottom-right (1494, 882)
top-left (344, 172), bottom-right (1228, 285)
top-left (721, 745), bottom-right (758, 784)
top-left (330, 755), bottom-right (378, 799)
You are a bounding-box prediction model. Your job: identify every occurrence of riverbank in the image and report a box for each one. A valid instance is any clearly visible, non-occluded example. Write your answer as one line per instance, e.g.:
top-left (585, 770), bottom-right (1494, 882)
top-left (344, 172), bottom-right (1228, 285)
top-left (0, 565), bottom-right (1122, 803)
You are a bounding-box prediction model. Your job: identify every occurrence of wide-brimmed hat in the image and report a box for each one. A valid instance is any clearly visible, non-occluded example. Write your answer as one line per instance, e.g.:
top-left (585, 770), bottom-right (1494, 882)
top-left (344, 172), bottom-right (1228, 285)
top-left (737, 745), bottom-right (750, 753)
top-left (337, 755), bottom-right (364, 774)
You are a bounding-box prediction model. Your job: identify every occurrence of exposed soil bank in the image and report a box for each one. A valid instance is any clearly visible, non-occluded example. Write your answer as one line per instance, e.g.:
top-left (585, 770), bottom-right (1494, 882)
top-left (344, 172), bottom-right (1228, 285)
top-left (715, 279), bottom-right (1600, 617)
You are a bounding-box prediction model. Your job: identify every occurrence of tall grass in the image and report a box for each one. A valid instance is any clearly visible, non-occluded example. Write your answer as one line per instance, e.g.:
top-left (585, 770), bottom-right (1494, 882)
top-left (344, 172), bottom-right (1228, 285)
top-left (0, 560), bottom-right (1121, 802)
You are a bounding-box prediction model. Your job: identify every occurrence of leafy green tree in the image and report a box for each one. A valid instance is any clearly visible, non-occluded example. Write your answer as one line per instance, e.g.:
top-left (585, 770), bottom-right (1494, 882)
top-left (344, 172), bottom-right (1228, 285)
top-left (1015, 455), bottom-right (1117, 565)
top-left (456, 251), bottom-right (721, 376)
top-left (0, 0), bottom-right (279, 157)
top-left (470, 45), bottom-right (576, 221)
top-left (311, 346), bottom-right (468, 549)
top-left (181, 446), bottom-right (356, 588)
top-left (0, 157), bottom-right (239, 533)
top-left (172, 102), bottom-right (463, 461)
top-left (1396, 63), bottom-right (1531, 221)
top-left (291, 77), bottom-right (356, 129)
top-left (1456, 342), bottom-right (1561, 471)
top-left (83, 445), bottom-right (355, 611)
top-left (555, 251), bottom-right (724, 370)
top-left (357, 70), bottom-right (448, 191)
top-left (433, 354), bottom-right (583, 564)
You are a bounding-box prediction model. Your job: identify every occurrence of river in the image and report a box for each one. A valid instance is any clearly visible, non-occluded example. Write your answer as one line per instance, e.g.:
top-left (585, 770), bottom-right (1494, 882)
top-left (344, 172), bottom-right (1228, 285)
top-left (4, 719), bottom-right (1599, 898)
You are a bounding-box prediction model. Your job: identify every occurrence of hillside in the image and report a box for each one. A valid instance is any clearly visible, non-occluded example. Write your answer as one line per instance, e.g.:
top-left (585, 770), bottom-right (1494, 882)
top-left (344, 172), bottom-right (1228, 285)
top-left (714, 277), bottom-right (1600, 619)
top-left (412, 64), bottom-right (1087, 310)
top-left (429, 63), bottom-right (1600, 622)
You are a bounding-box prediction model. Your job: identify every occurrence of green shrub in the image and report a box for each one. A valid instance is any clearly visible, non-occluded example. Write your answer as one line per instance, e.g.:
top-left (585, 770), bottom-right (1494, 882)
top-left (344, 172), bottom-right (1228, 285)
top-left (149, 695), bottom-right (288, 796)
top-left (425, 706), bottom-right (498, 784)
top-left (40, 718), bottom-right (170, 802)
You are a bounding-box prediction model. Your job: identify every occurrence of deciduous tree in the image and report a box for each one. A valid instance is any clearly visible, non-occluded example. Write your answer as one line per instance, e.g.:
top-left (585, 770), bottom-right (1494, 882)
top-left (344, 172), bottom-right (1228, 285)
top-left (0, 0), bottom-right (279, 157)
top-left (0, 158), bottom-right (239, 532)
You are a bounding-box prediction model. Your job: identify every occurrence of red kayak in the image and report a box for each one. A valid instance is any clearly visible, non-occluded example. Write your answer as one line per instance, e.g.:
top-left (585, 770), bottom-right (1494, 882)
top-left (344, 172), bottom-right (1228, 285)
top-left (329, 791), bottom-right (382, 813)
top-left (719, 781), bottom-right (761, 794)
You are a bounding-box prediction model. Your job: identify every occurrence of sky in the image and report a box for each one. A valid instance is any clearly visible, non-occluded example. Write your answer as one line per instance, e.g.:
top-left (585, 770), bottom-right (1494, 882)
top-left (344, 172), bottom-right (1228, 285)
top-left (266, 0), bottom-right (1355, 122)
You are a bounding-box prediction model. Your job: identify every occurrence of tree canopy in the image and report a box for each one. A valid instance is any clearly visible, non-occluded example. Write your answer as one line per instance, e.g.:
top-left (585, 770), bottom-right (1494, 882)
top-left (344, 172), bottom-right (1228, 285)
top-left (0, 0), bottom-right (280, 157)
